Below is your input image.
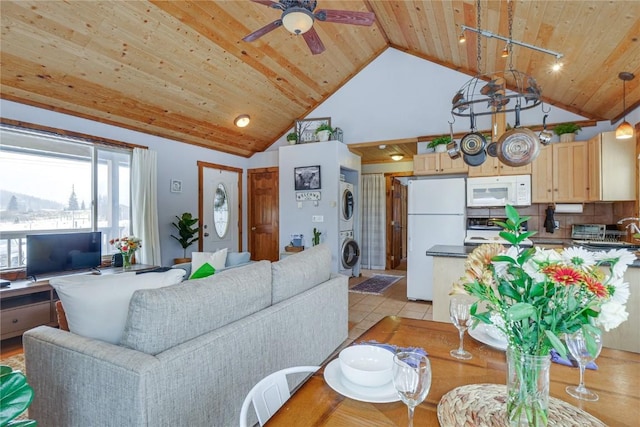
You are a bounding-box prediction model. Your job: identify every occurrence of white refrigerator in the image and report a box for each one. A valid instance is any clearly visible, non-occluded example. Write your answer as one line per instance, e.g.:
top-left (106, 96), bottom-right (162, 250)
top-left (407, 177), bottom-right (466, 301)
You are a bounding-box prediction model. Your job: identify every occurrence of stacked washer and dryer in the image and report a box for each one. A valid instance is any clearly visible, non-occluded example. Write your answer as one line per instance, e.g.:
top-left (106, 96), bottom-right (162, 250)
top-left (339, 178), bottom-right (360, 276)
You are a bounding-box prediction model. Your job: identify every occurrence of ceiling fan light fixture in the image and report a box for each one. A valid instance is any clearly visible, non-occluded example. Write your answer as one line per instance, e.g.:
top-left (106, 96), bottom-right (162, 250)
top-left (234, 114), bottom-right (250, 128)
top-left (616, 72), bottom-right (635, 140)
top-left (391, 154), bottom-right (404, 161)
top-left (282, 7), bottom-right (314, 35)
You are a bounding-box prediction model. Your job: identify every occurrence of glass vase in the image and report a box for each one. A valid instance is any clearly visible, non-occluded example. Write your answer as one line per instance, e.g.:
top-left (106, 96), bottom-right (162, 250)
top-left (506, 346), bottom-right (551, 427)
top-left (122, 252), bottom-right (131, 269)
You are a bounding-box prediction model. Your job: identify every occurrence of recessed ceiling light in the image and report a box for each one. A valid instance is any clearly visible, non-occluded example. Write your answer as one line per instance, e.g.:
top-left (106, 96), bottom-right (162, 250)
top-left (234, 114), bottom-right (250, 128)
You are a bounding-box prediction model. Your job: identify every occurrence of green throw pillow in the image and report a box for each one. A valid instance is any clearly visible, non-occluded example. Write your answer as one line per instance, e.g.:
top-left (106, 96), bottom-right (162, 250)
top-left (190, 262), bottom-right (216, 279)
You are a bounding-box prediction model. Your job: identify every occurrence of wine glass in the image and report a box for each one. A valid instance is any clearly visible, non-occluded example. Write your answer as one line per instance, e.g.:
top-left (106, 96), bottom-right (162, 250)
top-left (565, 329), bottom-right (603, 401)
top-left (449, 295), bottom-right (473, 360)
top-left (392, 351), bottom-right (432, 427)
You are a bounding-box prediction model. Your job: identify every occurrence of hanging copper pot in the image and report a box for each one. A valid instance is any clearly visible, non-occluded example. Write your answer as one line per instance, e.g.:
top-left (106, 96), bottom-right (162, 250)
top-left (497, 106), bottom-right (540, 167)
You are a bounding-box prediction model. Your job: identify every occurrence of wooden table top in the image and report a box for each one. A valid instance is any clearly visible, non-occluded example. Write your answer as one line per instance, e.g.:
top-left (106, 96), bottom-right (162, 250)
top-left (267, 316), bottom-right (640, 426)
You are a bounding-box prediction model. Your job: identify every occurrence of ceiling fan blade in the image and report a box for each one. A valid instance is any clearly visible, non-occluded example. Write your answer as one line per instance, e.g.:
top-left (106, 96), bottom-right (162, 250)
top-left (242, 19), bottom-right (283, 42)
top-left (314, 9), bottom-right (375, 26)
top-left (249, 0), bottom-right (284, 9)
top-left (302, 27), bottom-right (325, 55)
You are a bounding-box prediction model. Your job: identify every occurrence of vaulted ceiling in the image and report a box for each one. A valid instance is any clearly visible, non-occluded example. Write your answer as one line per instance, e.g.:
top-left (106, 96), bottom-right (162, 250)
top-left (1, 1), bottom-right (639, 159)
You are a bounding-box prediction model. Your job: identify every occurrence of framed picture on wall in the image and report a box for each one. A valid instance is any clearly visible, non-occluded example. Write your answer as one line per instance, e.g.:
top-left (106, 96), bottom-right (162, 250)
top-left (295, 117), bottom-right (331, 143)
top-left (294, 165), bottom-right (321, 190)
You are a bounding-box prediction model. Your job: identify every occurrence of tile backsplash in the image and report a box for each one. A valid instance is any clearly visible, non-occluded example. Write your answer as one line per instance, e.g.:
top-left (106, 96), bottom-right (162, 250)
top-left (467, 201), bottom-right (637, 241)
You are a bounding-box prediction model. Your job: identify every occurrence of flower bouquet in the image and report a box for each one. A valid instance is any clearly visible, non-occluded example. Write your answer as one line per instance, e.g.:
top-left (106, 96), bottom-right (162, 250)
top-left (452, 205), bottom-right (635, 426)
top-left (110, 236), bottom-right (142, 268)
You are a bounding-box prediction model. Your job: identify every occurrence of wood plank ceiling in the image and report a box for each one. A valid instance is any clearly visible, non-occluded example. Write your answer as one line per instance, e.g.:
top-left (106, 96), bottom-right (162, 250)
top-left (1, 1), bottom-right (639, 161)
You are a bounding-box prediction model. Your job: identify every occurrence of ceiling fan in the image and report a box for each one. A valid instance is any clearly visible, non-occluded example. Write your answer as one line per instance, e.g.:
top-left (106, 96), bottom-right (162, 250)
top-left (242, 0), bottom-right (375, 55)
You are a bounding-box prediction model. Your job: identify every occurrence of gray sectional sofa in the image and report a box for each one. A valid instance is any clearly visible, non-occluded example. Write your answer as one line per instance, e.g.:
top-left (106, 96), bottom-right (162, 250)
top-left (23, 244), bottom-right (348, 427)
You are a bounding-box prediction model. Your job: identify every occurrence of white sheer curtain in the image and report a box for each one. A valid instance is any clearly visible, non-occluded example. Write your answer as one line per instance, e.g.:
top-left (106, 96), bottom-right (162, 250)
top-left (131, 148), bottom-right (161, 266)
top-left (360, 174), bottom-right (386, 269)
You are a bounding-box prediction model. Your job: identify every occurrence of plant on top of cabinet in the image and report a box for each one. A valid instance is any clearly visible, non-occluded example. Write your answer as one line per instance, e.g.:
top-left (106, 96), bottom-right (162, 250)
top-left (427, 135), bottom-right (451, 152)
top-left (315, 123), bottom-right (334, 142)
top-left (553, 122), bottom-right (582, 142)
top-left (287, 132), bottom-right (298, 145)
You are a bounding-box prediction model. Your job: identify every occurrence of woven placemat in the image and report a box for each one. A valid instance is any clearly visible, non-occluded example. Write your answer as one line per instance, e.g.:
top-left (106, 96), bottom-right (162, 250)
top-left (437, 383), bottom-right (606, 426)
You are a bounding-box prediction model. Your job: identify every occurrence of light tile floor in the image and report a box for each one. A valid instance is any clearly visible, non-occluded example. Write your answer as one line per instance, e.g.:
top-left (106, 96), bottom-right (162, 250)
top-left (346, 267), bottom-right (433, 346)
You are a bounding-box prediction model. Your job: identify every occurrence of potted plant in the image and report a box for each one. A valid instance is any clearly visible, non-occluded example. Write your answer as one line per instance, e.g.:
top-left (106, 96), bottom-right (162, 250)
top-left (171, 212), bottom-right (200, 264)
top-left (553, 122), bottom-right (582, 142)
top-left (427, 135), bottom-right (451, 153)
top-left (315, 123), bottom-right (333, 142)
top-left (286, 132), bottom-right (298, 145)
top-left (0, 365), bottom-right (36, 426)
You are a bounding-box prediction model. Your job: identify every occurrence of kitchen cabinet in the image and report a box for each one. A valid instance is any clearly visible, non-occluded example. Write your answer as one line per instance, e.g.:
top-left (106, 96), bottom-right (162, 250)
top-left (467, 156), bottom-right (531, 177)
top-left (588, 131), bottom-right (636, 201)
top-left (531, 141), bottom-right (589, 203)
top-left (413, 153), bottom-right (468, 175)
top-left (432, 256), bottom-right (466, 323)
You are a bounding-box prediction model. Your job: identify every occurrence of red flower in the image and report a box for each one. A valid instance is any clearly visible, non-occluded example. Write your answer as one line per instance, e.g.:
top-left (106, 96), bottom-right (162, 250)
top-left (550, 266), bottom-right (582, 286)
top-left (584, 275), bottom-right (608, 298)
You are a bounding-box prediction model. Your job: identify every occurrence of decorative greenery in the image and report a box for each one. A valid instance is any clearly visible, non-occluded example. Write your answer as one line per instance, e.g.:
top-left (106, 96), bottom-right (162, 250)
top-left (286, 132), bottom-right (298, 142)
top-left (553, 122), bottom-right (582, 135)
top-left (427, 135), bottom-right (451, 149)
top-left (452, 204), bottom-right (634, 357)
top-left (312, 228), bottom-right (322, 246)
top-left (315, 123), bottom-right (333, 134)
top-left (171, 212), bottom-right (200, 258)
top-left (0, 365), bottom-right (37, 426)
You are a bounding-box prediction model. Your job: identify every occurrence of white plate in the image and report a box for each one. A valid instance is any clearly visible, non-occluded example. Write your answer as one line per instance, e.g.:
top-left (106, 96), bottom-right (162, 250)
top-left (469, 324), bottom-right (508, 351)
top-left (324, 359), bottom-right (400, 403)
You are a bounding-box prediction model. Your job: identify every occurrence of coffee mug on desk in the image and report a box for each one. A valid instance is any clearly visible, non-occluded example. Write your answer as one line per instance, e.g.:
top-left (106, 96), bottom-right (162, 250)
top-left (111, 253), bottom-right (123, 267)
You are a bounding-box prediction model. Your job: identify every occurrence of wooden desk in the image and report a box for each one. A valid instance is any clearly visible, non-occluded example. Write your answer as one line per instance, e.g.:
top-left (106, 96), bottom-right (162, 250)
top-left (267, 317), bottom-right (640, 426)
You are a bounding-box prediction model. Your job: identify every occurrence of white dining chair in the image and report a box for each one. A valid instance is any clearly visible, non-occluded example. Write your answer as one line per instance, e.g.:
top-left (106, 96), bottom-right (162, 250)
top-left (239, 365), bottom-right (320, 427)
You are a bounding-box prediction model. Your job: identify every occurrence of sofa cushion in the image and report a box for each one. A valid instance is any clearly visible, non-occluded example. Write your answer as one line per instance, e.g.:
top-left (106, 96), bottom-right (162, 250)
top-left (190, 249), bottom-right (227, 279)
top-left (226, 251), bottom-right (251, 267)
top-left (49, 269), bottom-right (185, 344)
top-left (121, 260), bottom-right (273, 355)
top-left (271, 244), bottom-right (332, 304)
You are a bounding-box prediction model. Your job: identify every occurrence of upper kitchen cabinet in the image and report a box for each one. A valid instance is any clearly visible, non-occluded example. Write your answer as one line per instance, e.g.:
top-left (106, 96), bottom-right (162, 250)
top-left (588, 131), bottom-right (636, 201)
top-left (467, 156), bottom-right (532, 177)
top-left (413, 153), bottom-right (468, 176)
top-left (531, 141), bottom-right (589, 203)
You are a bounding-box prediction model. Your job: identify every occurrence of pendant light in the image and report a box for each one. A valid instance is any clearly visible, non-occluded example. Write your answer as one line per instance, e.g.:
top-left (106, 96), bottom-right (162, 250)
top-left (616, 72), bottom-right (635, 140)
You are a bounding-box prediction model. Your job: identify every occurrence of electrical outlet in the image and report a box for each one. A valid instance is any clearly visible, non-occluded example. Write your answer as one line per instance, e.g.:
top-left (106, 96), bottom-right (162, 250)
top-left (312, 215), bottom-right (324, 223)
top-left (554, 220), bottom-right (560, 230)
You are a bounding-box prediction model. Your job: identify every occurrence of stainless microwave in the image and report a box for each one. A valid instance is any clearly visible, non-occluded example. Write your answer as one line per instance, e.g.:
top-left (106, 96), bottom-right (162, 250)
top-left (466, 175), bottom-right (532, 207)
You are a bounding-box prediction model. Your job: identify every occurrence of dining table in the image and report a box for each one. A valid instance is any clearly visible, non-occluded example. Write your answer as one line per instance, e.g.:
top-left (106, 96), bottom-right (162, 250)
top-left (266, 316), bottom-right (640, 426)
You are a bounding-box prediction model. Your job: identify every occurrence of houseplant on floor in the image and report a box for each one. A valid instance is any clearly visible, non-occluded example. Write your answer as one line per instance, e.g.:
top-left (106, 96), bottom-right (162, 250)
top-left (553, 123), bottom-right (581, 143)
top-left (171, 212), bottom-right (200, 264)
top-left (452, 205), bottom-right (634, 426)
top-left (0, 365), bottom-right (36, 426)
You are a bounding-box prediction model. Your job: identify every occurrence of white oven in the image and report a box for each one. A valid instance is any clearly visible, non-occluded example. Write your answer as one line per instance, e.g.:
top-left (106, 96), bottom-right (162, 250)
top-left (466, 175), bottom-right (531, 207)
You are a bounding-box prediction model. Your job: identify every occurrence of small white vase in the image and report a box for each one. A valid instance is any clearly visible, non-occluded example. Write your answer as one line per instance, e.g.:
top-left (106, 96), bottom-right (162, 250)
top-left (435, 144), bottom-right (447, 153)
top-left (559, 133), bottom-right (575, 143)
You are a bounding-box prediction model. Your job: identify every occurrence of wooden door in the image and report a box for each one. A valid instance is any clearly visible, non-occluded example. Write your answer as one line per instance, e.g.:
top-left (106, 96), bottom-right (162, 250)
top-left (413, 154), bottom-right (438, 175)
top-left (438, 153), bottom-right (469, 174)
top-left (248, 167), bottom-right (279, 261)
top-left (468, 156), bottom-right (499, 176)
top-left (531, 146), bottom-right (553, 203)
top-left (587, 134), bottom-right (602, 201)
top-left (389, 178), bottom-right (403, 269)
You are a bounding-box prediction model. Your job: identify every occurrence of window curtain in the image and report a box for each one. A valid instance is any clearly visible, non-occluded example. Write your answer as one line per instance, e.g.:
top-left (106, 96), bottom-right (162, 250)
top-left (360, 174), bottom-right (386, 269)
top-left (131, 148), bottom-right (161, 265)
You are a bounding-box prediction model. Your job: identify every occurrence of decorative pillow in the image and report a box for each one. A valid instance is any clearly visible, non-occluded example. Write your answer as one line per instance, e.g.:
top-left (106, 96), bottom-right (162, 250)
top-left (190, 248), bottom-right (228, 279)
top-left (225, 251), bottom-right (251, 267)
top-left (49, 269), bottom-right (185, 344)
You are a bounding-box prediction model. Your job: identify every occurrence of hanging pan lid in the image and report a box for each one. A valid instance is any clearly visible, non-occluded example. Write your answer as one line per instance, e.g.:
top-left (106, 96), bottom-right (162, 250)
top-left (460, 113), bottom-right (487, 156)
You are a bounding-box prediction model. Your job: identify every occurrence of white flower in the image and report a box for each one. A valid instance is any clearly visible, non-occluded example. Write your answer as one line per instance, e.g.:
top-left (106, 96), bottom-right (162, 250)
top-left (607, 277), bottom-right (630, 305)
top-left (492, 246), bottom-right (520, 278)
top-left (522, 248), bottom-right (561, 282)
top-left (600, 249), bottom-right (637, 278)
top-left (561, 246), bottom-right (596, 271)
top-left (596, 301), bottom-right (629, 331)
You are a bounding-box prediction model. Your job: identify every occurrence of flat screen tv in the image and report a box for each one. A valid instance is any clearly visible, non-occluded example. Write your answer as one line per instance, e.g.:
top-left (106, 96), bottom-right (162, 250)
top-left (26, 232), bottom-right (102, 279)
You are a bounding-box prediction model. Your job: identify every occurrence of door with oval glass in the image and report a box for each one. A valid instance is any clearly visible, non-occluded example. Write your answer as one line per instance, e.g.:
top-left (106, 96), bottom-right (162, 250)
top-left (202, 167), bottom-right (239, 253)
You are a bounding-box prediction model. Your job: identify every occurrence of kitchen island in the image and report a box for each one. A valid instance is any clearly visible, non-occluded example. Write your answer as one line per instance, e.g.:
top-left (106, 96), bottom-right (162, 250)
top-left (427, 244), bottom-right (640, 353)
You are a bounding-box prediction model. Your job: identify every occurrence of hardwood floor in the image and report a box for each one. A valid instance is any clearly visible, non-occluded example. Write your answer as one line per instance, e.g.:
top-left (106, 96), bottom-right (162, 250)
top-left (1, 336), bottom-right (23, 359)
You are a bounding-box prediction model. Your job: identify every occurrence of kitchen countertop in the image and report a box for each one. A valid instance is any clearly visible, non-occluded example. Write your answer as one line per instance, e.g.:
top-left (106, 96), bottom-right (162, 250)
top-left (426, 244), bottom-right (640, 268)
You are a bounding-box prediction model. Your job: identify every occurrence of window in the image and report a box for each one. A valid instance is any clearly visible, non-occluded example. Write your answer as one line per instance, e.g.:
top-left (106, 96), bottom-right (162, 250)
top-left (213, 183), bottom-right (229, 238)
top-left (0, 126), bottom-right (132, 269)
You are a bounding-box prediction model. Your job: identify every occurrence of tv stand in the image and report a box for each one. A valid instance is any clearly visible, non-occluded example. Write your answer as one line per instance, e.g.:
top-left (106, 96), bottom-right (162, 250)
top-left (0, 264), bottom-right (158, 340)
